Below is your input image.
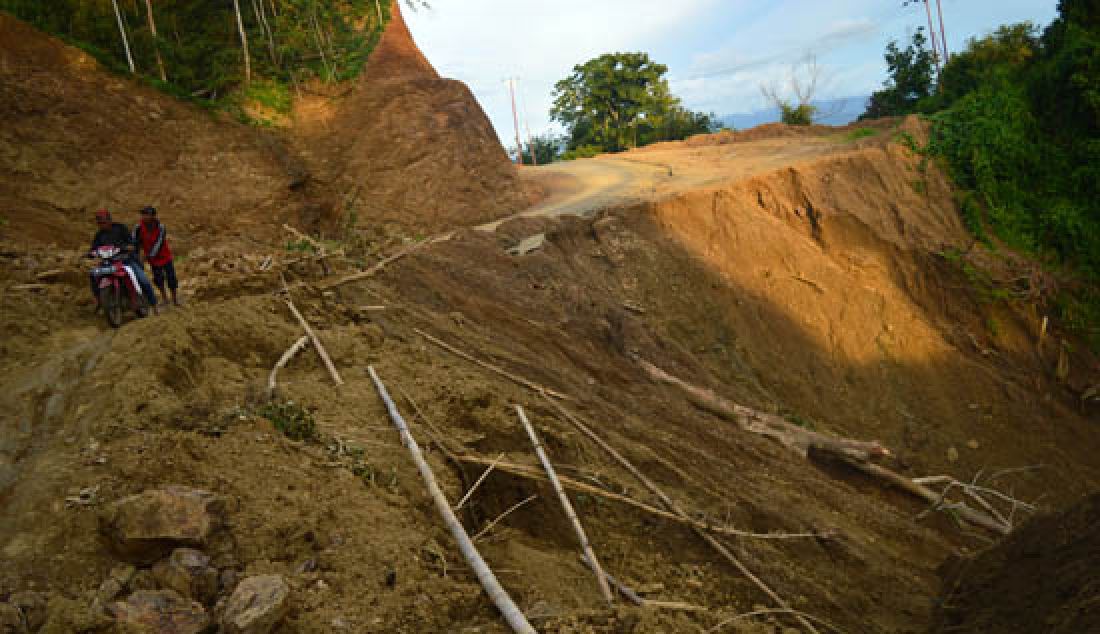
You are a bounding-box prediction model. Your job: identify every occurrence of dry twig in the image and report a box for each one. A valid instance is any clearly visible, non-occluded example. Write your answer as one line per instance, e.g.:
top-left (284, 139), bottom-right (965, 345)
top-left (267, 335), bottom-right (309, 399)
top-left (472, 495), bottom-right (539, 542)
top-left (455, 453), bottom-right (505, 511)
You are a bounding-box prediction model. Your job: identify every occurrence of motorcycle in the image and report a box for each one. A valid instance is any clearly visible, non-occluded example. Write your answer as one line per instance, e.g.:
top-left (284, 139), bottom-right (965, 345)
top-left (89, 245), bottom-right (148, 328)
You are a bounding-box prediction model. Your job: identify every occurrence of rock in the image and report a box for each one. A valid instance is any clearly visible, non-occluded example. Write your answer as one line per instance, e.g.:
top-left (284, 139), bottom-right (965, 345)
top-left (130, 569), bottom-right (158, 591)
top-left (152, 549), bottom-right (218, 605)
top-left (9, 593), bottom-right (47, 632)
top-left (108, 590), bottom-right (209, 634)
top-left (947, 446), bottom-right (960, 463)
top-left (0, 603), bottom-right (26, 634)
top-left (38, 596), bottom-right (112, 634)
top-left (967, 439), bottom-right (980, 450)
top-left (110, 563), bottom-right (137, 587)
top-left (96, 578), bottom-right (123, 603)
top-left (98, 487), bottom-right (227, 563)
top-left (218, 569), bottom-right (239, 595)
top-left (221, 575), bottom-right (290, 634)
top-left (507, 233), bottom-right (546, 256)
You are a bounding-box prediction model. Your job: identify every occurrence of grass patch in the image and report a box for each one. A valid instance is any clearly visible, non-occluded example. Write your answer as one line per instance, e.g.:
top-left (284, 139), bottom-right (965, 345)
top-left (258, 400), bottom-right (318, 442)
top-left (844, 127), bottom-right (878, 142)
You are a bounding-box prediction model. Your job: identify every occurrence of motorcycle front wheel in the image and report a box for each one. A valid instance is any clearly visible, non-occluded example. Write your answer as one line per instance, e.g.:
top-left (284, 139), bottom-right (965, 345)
top-left (101, 285), bottom-right (122, 328)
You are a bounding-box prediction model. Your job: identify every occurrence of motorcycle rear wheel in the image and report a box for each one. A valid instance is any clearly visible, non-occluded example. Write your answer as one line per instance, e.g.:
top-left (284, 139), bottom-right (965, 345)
top-left (101, 285), bottom-right (123, 328)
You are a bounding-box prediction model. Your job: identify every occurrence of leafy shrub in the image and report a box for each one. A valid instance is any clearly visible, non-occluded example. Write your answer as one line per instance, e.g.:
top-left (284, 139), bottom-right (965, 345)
top-left (258, 400), bottom-right (318, 442)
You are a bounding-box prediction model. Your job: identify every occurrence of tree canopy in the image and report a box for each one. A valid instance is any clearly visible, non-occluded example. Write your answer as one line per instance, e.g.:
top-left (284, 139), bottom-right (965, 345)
top-left (0, 0), bottom-right (391, 105)
top-left (861, 27), bottom-right (936, 119)
top-left (550, 52), bottom-right (715, 155)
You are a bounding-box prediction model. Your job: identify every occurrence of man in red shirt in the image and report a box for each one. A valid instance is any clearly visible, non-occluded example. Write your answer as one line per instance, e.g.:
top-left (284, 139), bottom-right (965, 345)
top-left (133, 206), bottom-right (180, 306)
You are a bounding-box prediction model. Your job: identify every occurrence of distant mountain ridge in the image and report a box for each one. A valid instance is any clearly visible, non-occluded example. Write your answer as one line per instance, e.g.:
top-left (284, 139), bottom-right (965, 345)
top-left (720, 96), bottom-right (869, 129)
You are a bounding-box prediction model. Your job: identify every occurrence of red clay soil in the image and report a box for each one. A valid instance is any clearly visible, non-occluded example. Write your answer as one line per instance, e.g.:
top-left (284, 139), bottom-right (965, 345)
top-left (291, 0), bottom-right (526, 234)
top-left (931, 493), bottom-right (1100, 633)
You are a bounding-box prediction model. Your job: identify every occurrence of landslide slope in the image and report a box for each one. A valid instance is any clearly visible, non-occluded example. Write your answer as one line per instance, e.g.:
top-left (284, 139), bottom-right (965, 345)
top-left (2, 114), bottom-right (1098, 633)
top-left (292, 0), bottom-right (526, 233)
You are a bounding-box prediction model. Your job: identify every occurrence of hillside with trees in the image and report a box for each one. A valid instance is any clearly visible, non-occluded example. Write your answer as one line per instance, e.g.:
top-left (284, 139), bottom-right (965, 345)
top-left (862, 0), bottom-right (1100, 347)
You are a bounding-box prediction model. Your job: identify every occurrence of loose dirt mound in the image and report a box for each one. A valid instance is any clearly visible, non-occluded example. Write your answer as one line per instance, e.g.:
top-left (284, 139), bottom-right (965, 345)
top-left (292, 1), bottom-right (526, 234)
top-left (931, 493), bottom-right (1100, 633)
top-left (0, 14), bottom-right (316, 249)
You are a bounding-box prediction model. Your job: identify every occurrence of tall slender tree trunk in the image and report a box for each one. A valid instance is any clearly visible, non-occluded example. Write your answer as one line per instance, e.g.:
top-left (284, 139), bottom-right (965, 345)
top-left (143, 0), bottom-right (166, 81)
top-left (252, 0), bottom-right (278, 65)
top-left (374, 0), bottom-right (384, 29)
top-left (232, 0), bottom-right (251, 85)
top-left (110, 0), bottom-right (136, 74)
top-left (310, 10), bottom-right (332, 80)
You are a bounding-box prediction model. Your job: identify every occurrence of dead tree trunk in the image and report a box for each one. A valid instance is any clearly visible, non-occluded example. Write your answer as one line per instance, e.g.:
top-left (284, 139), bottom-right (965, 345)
top-left (143, 0), bottom-right (166, 81)
top-left (110, 0), bottom-right (136, 74)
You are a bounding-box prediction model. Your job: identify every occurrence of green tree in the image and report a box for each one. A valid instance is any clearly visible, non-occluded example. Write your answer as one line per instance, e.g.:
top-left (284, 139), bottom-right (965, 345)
top-left (861, 27), bottom-right (936, 119)
top-left (934, 23), bottom-right (1040, 108)
top-left (551, 52), bottom-right (714, 154)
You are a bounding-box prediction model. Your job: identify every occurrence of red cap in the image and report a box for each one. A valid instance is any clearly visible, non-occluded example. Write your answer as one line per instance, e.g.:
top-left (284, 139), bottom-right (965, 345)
top-left (95, 209), bottom-right (111, 222)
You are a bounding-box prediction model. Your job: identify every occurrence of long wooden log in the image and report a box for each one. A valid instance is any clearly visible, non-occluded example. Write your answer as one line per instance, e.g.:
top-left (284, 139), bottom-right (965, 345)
top-left (268, 335), bottom-right (310, 399)
top-left (283, 297), bottom-right (344, 386)
top-left (367, 366), bottom-right (535, 634)
top-left (540, 394), bottom-right (820, 634)
top-left (638, 358), bottom-right (1011, 535)
top-left (415, 328), bottom-right (572, 400)
top-left (516, 405), bottom-right (614, 605)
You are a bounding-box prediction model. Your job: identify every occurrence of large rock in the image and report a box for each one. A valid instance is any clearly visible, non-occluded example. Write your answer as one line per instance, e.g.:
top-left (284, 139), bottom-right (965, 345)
top-left (108, 590), bottom-right (209, 634)
top-left (152, 548), bottom-right (218, 605)
top-left (98, 487), bottom-right (226, 564)
top-left (221, 575), bottom-right (290, 634)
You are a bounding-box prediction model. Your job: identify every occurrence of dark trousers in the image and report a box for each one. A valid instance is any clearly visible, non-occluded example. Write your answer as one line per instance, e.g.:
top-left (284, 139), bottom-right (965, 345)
top-left (151, 260), bottom-right (178, 290)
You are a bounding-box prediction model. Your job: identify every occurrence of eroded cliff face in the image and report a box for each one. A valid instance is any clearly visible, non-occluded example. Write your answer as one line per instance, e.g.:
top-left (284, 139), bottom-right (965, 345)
top-left (292, 0), bottom-right (527, 234)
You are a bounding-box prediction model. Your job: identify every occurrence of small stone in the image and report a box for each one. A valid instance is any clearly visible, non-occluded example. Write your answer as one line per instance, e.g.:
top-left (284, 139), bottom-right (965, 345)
top-left (130, 569), bottom-right (158, 591)
top-left (967, 439), bottom-right (980, 450)
top-left (152, 548), bottom-right (218, 605)
top-left (98, 486), bottom-right (227, 564)
top-left (97, 578), bottom-right (124, 602)
top-left (947, 446), bottom-right (959, 462)
top-left (331, 616), bottom-right (348, 629)
top-left (108, 590), bottom-right (209, 634)
top-left (111, 563), bottom-right (137, 586)
top-left (221, 575), bottom-right (290, 634)
top-left (219, 569), bottom-right (239, 595)
top-left (0, 603), bottom-right (26, 634)
top-left (507, 233), bottom-right (546, 256)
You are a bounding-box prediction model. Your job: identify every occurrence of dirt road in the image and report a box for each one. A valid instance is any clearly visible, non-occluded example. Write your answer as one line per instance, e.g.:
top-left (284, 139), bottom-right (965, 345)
top-left (489, 133), bottom-right (853, 230)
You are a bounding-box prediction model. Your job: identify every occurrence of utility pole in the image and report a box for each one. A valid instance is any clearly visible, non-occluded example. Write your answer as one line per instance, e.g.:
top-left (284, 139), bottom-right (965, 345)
top-left (506, 78), bottom-right (524, 166)
top-left (922, 0), bottom-right (943, 76)
top-left (935, 0), bottom-right (949, 60)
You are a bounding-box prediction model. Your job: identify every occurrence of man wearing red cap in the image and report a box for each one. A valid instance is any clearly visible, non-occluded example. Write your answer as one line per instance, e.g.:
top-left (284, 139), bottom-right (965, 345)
top-left (89, 208), bottom-right (157, 313)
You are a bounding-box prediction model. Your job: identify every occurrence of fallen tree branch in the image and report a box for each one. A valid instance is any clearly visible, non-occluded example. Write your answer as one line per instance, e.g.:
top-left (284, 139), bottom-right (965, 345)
top-left (708, 608), bottom-right (845, 634)
top-left (319, 238), bottom-right (431, 289)
top-left (637, 358), bottom-right (887, 462)
top-left (579, 555), bottom-right (707, 612)
top-left (539, 394), bottom-right (820, 634)
top-left (455, 453), bottom-right (505, 511)
top-left (414, 328), bottom-right (572, 400)
top-left (472, 495), bottom-right (539, 542)
top-left (367, 366), bottom-right (535, 634)
top-left (638, 358), bottom-right (1011, 536)
top-left (516, 405), bottom-right (614, 605)
top-left (453, 455), bottom-right (826, 541)
top-left (283, 297), bottom-right (344, 386)
top-left (268, 335), bottom-right (310, 399)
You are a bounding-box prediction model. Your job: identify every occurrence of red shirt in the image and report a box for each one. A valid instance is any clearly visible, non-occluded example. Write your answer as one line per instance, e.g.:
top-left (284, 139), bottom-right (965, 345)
top-left (134, 220), bottom-right (173, 267)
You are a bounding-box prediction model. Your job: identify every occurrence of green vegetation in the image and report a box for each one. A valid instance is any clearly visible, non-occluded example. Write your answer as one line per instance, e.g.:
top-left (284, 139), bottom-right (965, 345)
top-left (258, 399), bottom-right (319, 442)
top-left (550, 52), bottom-right (717, 158)
top-left (863, 0), bottom-right (1100, 347)
top-left (779, 103), bottom-right (816, 126)
top-left (843, 127), bottom-right (878, 142)
top-left (0, 0), bottom-right (393, 113)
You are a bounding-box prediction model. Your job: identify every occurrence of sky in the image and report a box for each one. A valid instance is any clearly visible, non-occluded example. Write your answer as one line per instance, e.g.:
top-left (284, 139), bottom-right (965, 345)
top-left (404, 0), bottom-right (1059, 146)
